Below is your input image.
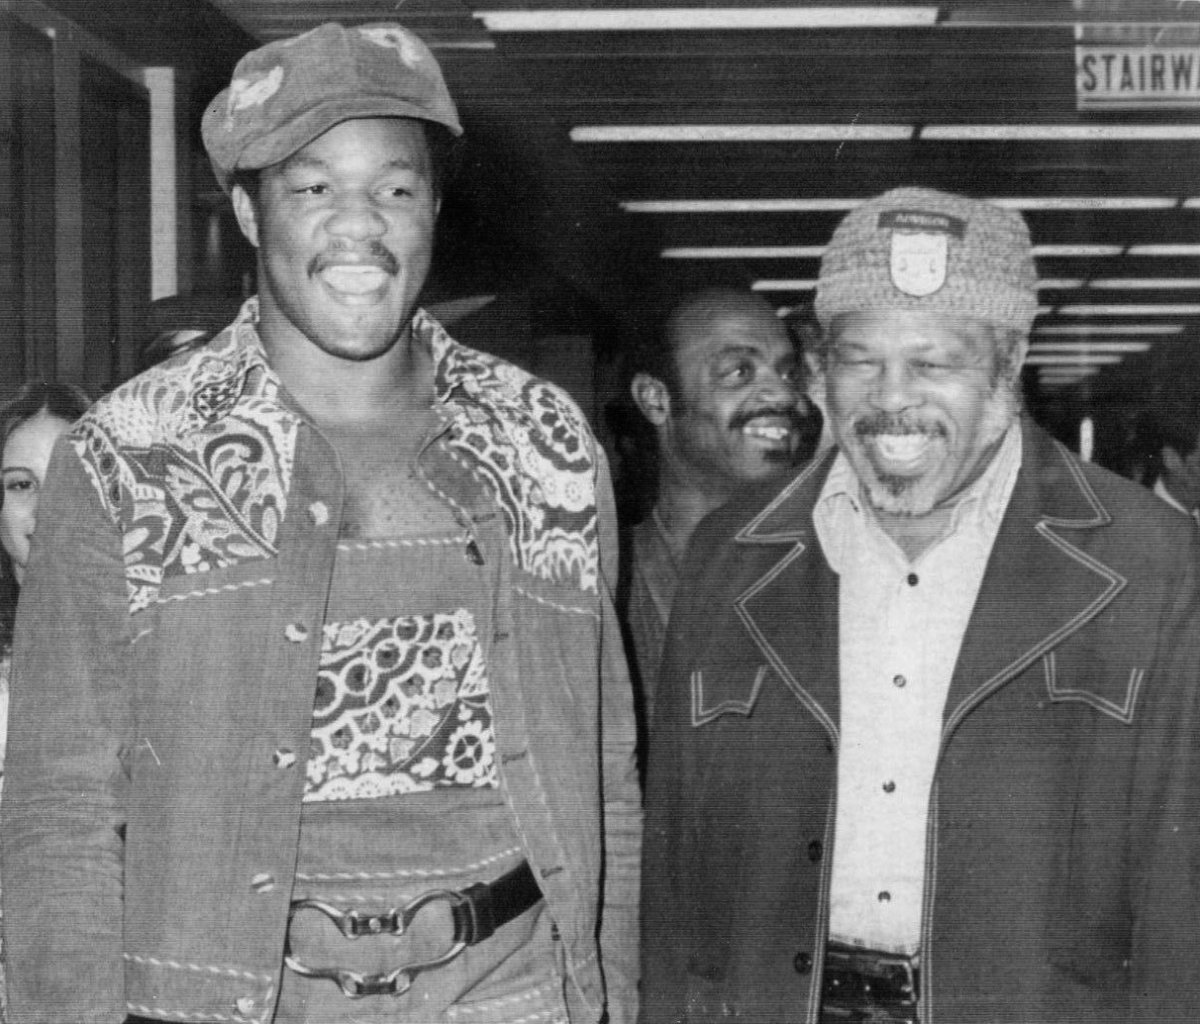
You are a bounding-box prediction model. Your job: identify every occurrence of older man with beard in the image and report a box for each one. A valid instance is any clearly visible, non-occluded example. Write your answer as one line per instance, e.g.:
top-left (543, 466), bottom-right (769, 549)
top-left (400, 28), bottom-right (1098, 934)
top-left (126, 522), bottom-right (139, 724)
top-left (640, 187), bottom-right (1200, 1023)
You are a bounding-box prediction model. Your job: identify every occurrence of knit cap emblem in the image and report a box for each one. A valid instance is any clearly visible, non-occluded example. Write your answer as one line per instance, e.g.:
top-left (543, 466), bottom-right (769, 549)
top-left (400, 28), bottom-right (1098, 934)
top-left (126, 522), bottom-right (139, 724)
top-left (880, 209), bottom-right (967, 298)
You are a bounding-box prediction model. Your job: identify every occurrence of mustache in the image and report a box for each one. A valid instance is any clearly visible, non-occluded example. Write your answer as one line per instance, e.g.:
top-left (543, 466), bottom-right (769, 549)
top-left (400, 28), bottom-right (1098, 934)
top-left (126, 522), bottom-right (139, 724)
top-left (853, 412), bottom-right (948, 440)
top-left (309, 241), bottom-right (399, 277)
top-left (729, 405), bottom-right (805, 432)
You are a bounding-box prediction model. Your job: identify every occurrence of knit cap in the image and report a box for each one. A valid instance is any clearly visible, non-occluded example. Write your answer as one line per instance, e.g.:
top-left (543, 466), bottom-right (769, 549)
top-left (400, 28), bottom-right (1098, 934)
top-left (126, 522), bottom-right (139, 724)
top-left (202, 22), bottom-right (462, 194)
top-left (814, 187), bottom-right (1038, 334)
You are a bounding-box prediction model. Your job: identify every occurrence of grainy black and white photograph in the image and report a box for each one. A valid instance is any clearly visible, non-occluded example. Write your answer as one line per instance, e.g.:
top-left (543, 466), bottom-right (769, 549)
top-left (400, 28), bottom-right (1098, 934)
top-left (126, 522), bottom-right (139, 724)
top-left (1, 1), bottom-right (1199, 1022)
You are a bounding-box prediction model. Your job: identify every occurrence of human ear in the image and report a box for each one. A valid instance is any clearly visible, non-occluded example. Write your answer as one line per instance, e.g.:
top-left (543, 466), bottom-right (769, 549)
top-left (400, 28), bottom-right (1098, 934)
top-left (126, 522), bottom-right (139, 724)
top-left (631, 373), bottom-right (671, 426)
top-left (231, 185), bottom-right (261, 248)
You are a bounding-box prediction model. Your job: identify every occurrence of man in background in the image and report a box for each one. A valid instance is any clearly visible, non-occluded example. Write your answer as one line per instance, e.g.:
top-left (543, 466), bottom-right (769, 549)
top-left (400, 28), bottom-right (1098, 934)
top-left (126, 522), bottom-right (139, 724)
top-left (623, 287), bottom-right (807, 721)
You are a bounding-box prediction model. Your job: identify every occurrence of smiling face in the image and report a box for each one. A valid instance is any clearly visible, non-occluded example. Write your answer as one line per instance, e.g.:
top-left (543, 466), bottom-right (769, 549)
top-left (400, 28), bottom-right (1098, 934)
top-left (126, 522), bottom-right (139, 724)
top-left (232, 117), bottom-right (440, 370)
top-left (1, 411), bottom-right (71, 586)
top-left (660, 300), bottom-right (803, 496)
top-left (825, 309), bottom-right (1024, 517)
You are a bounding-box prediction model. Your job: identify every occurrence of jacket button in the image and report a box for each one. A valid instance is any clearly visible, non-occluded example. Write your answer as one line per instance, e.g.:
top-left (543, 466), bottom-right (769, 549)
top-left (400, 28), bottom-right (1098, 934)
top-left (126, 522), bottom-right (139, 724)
top-left (307, 501), bottom-right (330, 526)
top-left (234, 995), bottom-right (256, 1017)
top-left (273, 748), bottom-right (296, 769)
top-left (807, 840), bottom-right (823, 863)
top-left (284, 623), bottom-right (309, 643)
top-left (250, 872), bottom-right (276, 893)
top-left (793, 951), bottom-right (812, 974)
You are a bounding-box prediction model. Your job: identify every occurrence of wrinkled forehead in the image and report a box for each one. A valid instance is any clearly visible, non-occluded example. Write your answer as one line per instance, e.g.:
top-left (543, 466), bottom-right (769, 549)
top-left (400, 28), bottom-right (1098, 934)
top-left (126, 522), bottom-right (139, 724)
top-left (828, 308), bottom-right (1002, 353)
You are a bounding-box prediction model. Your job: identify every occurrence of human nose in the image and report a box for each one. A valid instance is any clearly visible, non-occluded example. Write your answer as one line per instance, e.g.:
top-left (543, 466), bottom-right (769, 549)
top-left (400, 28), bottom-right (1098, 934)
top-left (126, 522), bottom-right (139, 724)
top-left (757, 367), bottom-right (801, 406)
top-left (869, 360), bottom-right (921, 412)
top-left (325, 191), bottom-right (387, 240)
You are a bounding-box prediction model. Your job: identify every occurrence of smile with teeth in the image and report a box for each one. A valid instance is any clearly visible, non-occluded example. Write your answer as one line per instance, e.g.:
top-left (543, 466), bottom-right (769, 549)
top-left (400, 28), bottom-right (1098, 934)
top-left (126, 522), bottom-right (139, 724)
top-left (742, 418), bottom-right (793, 443)
top-left (871, 432), bottom-right (936, 465)
top-left (319, 264), bottom-right (391, 295)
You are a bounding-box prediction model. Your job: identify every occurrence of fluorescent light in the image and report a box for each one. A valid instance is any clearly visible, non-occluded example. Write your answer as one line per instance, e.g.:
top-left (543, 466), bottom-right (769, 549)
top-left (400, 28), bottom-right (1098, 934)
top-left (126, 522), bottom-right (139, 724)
top-left (662, 246), bottom-right (826, 259)
top-left (1034, 244), bottom-right (1124, 257)
top-left (1025, 354), bottom-right (1125, 365)
top-left (1056, 304), bottom-right (1200, 315)
top-left (922, 125), bottom-right (1200, 141)
top-left (1030, 342), bottom-right (1152, 353)
top-left (571, 125), bottom-right (914, 143)
top-left (1128, 244), bottom-right (1200, 256)
top-left (1038, 279), bottom-right (1086, 289)
top-left (1036, 324), bottom-right (1186, 335)
top-left (752, 279), bottom-right (818, 291)
top-left (476, 7), bottom-right (941, 32)
top-left (623, 196), bottom-right (1180, 214)
top-left (620, 198), bottom-right (861, 213)
top-left (991, 197), bottom-right (1177, 211)
top-left (1089, 278), bottom-right (1200, 289)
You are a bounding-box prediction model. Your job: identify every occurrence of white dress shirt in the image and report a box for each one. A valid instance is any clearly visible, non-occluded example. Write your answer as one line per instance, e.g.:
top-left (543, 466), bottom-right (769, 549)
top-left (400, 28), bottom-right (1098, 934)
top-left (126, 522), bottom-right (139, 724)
top-left (813, 425), bottom-right (1022, 953)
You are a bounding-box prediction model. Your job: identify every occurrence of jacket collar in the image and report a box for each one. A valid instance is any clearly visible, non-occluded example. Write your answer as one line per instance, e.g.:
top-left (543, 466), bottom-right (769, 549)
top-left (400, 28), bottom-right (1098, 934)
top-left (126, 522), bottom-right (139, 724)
top-left (732, 417), bottom-right (1127, 744)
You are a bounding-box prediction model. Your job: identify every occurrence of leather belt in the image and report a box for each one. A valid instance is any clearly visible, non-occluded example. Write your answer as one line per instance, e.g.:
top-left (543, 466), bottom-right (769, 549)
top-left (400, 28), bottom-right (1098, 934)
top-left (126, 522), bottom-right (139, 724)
top-left (820, 942), bottom-right (920, 1024)
top-left (284, 860), bottom-right (543, 998)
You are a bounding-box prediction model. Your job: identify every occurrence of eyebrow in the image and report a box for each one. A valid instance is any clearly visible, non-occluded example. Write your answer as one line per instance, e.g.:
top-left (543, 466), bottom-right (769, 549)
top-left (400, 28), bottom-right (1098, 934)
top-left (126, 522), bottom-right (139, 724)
top-left (281, 155), bottom-right (424, 175)
top-left (0, 466), bottom-right (35, 477)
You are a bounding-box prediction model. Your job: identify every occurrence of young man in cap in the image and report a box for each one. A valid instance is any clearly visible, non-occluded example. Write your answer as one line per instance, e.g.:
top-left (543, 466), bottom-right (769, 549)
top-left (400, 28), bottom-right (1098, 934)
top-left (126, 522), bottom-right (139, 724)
top-left (2, 22), bottom-right (639, 1024)
top-left (623, 288), bottom-right (806, 723)
top-left (640, 187), bottom-right (1200, 1022)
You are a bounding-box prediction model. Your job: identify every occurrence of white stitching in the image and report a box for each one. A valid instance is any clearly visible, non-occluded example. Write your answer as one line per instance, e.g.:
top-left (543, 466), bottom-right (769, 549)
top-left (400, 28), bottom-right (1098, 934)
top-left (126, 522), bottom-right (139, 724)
top-left (514, 584), bottom-right (599, 620)
top-left (295, 846), bottom-right (522, 882)
top-left (337, 533), bottom-right (468, 552)
top-left (153, 577), bottom-right (273, 605)
top-left (1044, 650), bottom-right (1145, 725)
top-left (122, 954), bottom-right (272, 983)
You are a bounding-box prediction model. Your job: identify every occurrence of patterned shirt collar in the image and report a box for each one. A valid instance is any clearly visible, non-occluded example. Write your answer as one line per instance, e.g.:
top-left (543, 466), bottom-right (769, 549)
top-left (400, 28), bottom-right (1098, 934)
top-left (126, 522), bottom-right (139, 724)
top-left (200, 298), bottom-right (490, 420)
top-left (815, 421), bottom-right (1023, 570)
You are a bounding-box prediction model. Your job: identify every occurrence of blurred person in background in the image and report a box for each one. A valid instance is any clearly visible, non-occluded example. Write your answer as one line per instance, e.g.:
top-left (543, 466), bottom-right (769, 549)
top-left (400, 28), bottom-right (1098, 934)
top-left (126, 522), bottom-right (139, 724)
top-left (0, 380), bottom-right (91, 1021)
top-left (1126, 403), bottom-right (1200, 523)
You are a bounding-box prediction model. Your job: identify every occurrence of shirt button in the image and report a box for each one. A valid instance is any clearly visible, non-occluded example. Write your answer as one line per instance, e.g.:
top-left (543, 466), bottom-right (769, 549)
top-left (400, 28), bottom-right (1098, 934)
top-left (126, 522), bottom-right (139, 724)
top-left (307, 500), bottom-right (330, 527)
top-left (234, 996), bottom-right (256, 1017)
top-left (465, 539), bottom-right (485, 565)
top-left (906, 572), bottom-right (919, 586)
top-left (250, 873), bottom-right (276, 893)
top-left (883, 780), bottom-right (896, 793)
top-left (284, 623), bottom-right (309, 643)
top-left (273, 748), bottom-right (296, 769)
top-left (793, 951), bottom-right (813, 974)
top-left (807, 840), bottom-right (823, 863)
top-left (878, 891), bottom-right (891, 903)
top-left (893, 674), bottom-right (907, 688)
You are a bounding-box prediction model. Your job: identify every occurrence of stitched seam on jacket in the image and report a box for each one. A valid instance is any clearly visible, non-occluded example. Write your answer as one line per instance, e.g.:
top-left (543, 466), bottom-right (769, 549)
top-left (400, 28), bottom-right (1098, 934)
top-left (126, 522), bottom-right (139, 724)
top-left (295, 846), bottom-right (522, 882)
top-left (1044, 650), bottom-right (1145, 725)
top-left (153, 577), bottom-right (273, 605)
top-left (514, 584), bottom-right (598, 620)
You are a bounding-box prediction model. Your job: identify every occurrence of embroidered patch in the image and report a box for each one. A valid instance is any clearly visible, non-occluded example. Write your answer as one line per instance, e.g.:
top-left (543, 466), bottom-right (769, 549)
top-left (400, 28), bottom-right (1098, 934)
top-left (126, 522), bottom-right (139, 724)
top-left (358, 25), bottom-right (425, 66)
top-left (429, 316), bottom-right (600, 593)
top-left (879, 209), bottom-right (966, 297)
top-left (305, 609), bottom-right (497, 801)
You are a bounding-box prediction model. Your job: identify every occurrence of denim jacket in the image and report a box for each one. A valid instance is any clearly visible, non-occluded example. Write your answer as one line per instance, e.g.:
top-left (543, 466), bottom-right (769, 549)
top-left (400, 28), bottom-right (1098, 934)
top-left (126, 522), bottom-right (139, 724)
top-left (1, 301), bottom-right (641, 1024)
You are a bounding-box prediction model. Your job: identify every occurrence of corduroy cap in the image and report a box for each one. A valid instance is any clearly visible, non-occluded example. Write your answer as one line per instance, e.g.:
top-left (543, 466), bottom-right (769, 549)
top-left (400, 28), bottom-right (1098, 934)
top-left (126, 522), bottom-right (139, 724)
top-left (814, 187), bottom-right (1038, 334)
top-left (202, 22), bottom-right (462, 193)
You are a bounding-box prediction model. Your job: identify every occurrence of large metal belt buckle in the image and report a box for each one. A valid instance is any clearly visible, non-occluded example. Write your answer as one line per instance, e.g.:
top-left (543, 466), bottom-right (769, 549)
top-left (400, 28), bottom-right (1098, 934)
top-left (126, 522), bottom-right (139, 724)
top-left (284, 889), bottom-right (471, 998)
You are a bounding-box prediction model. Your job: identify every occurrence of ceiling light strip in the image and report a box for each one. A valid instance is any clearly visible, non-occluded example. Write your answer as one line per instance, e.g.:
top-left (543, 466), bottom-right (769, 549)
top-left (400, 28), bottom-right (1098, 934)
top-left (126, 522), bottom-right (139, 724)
top-left (1056, 304), bottom-right (1200, 315)
top-left (752, 280), bottom-right (818, 291)
top-left (622, 197), bottom-right (1184, 214)
top-left (1025, 354), bottom-right (1125, 365)
top-left (1030, 342), bottom-right (1152, 353)
top-left (475, 7), bottom-right (941, 32)
top-left (1036, 324), bottom-right (1186, 335)
top-left (922, 125), bottom-right (1200, 141)
top-left (1089, 278), bottom-right (1200, 289)
top-left (1034, 244), bottom-right (1125, 256)
top-left (662, 246), bottom-right (826, 258)
top-left (571, 125), bottom-right (914, 143)
top-left (1128, 244), bottom-right (1200, 256)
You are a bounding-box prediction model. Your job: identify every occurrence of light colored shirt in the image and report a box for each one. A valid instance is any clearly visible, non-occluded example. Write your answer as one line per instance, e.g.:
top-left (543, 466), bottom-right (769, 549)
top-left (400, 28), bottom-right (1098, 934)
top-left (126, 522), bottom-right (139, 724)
top-left (813, 425), bottom-right (1022, 953)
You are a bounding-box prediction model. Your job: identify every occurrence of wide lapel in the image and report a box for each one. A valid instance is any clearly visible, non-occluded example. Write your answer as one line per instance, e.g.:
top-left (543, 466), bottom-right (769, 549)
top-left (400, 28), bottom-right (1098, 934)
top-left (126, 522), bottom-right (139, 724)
top-left (734, 451), bottom-right (842, 745)
top-left (943, 424), bottom-right (1127, 738)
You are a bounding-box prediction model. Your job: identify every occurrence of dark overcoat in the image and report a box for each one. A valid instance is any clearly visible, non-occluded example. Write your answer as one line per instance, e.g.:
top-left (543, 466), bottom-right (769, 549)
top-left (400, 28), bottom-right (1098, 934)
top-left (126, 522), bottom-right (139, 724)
top-left (641, 420), bottom-right (1200, 1023)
